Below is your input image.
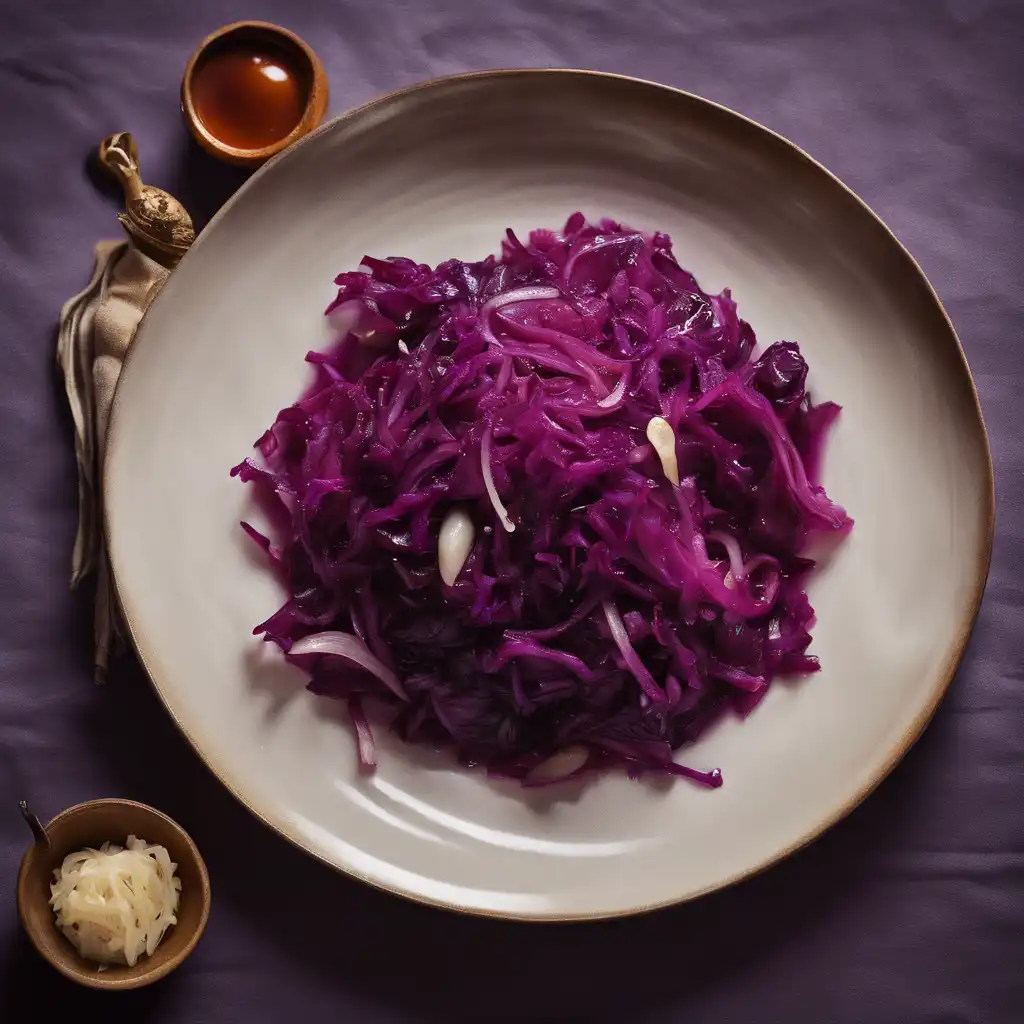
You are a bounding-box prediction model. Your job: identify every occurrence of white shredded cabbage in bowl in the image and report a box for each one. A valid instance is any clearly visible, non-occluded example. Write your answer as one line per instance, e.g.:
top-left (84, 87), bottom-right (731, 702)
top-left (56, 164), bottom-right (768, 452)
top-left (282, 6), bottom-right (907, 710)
top-left (49, 835), bottom-right (182, 967)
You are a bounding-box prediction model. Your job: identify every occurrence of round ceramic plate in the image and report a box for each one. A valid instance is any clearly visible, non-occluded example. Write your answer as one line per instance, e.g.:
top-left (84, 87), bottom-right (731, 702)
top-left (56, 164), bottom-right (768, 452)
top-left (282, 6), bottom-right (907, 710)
top-left (105, 70), bottom-right (993, 920)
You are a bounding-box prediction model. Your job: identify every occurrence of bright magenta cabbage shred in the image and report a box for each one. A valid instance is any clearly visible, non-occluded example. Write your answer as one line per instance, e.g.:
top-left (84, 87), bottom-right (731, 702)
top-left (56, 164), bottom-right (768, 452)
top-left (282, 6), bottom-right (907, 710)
top-left (232, 214), bottom-right (852, 787)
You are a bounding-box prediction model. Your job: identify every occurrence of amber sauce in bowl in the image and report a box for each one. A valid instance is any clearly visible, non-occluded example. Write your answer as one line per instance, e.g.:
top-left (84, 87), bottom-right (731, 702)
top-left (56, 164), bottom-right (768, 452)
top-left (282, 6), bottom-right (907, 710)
top-left (182, 22), bottom-right (329, 167)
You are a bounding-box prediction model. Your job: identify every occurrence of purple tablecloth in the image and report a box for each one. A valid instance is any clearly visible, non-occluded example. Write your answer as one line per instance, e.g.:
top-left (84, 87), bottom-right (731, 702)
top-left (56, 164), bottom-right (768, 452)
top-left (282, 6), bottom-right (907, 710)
top-left (1, 1), bottom-right (1021, 1020)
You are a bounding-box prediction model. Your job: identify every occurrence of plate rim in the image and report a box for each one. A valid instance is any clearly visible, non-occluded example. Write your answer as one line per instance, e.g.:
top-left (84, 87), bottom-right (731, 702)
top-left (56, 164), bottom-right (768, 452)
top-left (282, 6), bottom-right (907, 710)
top-left (104, 67), bottom-right (996, 921)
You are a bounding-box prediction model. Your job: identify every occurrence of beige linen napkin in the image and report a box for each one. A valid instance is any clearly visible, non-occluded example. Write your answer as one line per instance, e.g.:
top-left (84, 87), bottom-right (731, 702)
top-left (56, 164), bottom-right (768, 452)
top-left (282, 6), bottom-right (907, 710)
top-left (56, 240), bottom-right (169, 681)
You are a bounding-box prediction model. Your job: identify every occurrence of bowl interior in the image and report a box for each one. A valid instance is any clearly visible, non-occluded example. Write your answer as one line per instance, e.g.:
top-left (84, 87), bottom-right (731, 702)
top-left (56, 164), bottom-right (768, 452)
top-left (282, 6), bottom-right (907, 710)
top-left (17, 799), bottom-right (210, 989)
top-left (106, 71), bottom-right (992, 919)
top-left (191, 24), bottom-right (315, 109)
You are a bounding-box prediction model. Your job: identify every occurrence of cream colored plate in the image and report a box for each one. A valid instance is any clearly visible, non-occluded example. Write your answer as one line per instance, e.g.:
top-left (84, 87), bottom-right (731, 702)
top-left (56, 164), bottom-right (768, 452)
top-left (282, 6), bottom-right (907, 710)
top-left (105, 70), bottom-right (993, 920)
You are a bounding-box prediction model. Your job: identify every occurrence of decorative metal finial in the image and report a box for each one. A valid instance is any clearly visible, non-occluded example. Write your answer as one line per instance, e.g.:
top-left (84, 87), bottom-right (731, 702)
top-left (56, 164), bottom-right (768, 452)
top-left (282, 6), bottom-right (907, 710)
top-left (98, 132), bottom-right (195, 267)
top-left (18, 800), bottom-right (49, 847)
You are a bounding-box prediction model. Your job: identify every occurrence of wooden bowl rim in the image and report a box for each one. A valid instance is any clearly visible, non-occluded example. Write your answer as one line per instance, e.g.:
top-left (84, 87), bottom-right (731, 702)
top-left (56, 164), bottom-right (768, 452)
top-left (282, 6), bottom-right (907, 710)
top-left (181, 20), bottom-right (330, 167)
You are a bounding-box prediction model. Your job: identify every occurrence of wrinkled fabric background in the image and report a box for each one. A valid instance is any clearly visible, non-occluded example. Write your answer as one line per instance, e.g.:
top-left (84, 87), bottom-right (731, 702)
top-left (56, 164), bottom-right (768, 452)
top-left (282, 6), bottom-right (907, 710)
top-left (0, 1), bottom-right (1020, 1021)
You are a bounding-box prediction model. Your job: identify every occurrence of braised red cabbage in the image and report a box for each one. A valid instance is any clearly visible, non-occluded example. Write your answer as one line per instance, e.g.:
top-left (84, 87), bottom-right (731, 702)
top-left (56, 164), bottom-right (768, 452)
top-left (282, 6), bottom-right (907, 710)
top-left (233, 214), bottom-right (851, 787)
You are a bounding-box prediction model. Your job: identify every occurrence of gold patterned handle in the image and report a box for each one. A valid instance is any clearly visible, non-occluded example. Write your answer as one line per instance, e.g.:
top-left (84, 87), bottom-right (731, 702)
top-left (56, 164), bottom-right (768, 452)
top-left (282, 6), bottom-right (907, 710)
top-left (98, 132), bottom-right (195, 267)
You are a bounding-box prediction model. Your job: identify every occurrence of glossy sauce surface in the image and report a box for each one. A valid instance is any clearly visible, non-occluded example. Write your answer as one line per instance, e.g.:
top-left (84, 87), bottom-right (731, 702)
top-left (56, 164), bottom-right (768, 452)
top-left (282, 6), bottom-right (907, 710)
top-left (191, 47), bottom-right (305, 151)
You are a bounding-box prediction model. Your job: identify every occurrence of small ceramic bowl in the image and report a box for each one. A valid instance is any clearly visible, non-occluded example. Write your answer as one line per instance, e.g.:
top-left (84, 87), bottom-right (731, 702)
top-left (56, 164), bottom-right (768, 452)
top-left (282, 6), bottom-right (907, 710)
top-left (181, 21), bottom-right (329, 167)
top-left (16, 798), bottom-right (211, 990)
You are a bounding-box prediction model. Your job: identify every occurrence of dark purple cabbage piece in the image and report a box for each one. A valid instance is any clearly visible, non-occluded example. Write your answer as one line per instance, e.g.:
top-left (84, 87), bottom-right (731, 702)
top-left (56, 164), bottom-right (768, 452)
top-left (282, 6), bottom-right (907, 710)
top-left (233, 214), bottom-right (851, 787)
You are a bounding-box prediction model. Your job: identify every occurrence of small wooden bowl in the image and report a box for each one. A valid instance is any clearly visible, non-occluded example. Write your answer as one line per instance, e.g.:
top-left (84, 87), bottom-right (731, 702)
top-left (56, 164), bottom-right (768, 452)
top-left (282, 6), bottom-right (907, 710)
top-left (181, 21), bottom-right (329, 167)
top-left (16, 799), bottom-right (210, 990)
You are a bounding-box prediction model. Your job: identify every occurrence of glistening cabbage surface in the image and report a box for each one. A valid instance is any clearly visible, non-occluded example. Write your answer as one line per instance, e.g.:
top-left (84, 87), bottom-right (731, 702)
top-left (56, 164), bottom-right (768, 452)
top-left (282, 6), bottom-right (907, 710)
top-left (233, 214), bottom-right (852, 787)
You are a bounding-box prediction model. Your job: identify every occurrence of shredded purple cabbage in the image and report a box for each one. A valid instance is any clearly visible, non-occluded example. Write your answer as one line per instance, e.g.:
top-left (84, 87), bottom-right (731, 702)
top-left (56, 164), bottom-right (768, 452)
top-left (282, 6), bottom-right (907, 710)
top-left (233, 213), bottom-right (852, 788)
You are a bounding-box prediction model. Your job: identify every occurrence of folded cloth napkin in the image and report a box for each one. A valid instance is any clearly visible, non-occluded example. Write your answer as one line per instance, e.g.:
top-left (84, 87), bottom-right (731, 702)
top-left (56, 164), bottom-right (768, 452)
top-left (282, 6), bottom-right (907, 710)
top-left (56, 240), bottom-right (170, 681)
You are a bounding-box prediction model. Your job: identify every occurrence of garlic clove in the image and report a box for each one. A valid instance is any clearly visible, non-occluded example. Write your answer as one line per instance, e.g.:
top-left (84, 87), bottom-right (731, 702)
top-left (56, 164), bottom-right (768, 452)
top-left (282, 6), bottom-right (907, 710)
top-left (646, 415), bottom-right (680, 485)
top-left (526, 745), bottom-right (590, 783)
top-left (438, 506), bottom-right (475, 586)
